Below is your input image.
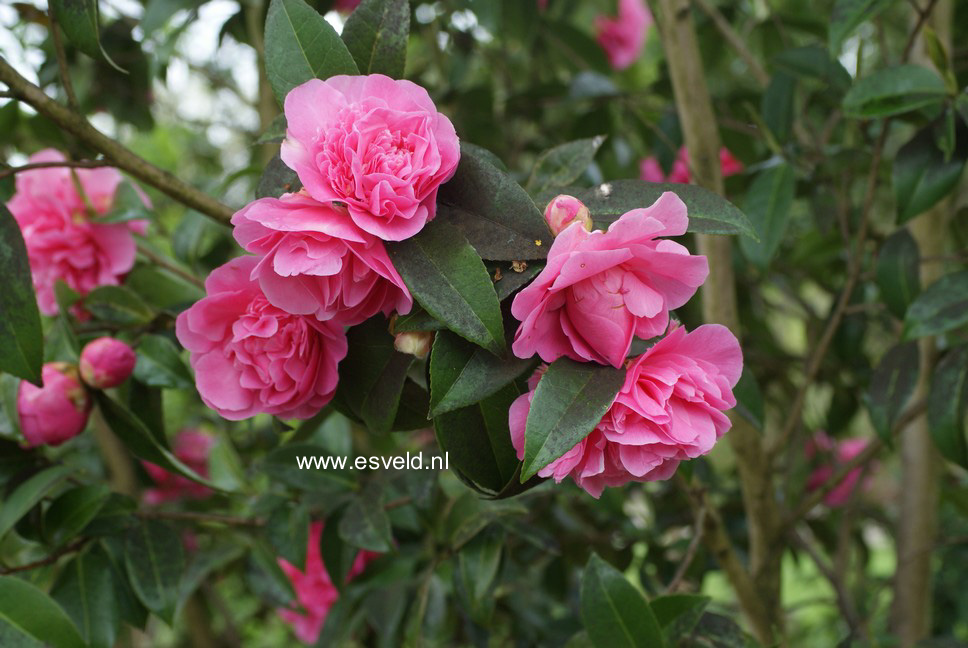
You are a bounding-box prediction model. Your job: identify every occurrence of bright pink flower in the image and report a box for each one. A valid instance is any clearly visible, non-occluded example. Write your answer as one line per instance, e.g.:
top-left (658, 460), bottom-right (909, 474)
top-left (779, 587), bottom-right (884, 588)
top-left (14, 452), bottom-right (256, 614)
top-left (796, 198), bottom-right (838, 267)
top-left (175, 256), bottom-right (347, 421)
top-left (281, 75), bottom-right (460, 241)
top-left (277, 521), bottom-right (378, 644)
top-left (511, 192), bottom-right (708, 368)
top-left (17, 363), bottom-right (91, 447)
top-left (333, 0), bottom-right (360, 12)
top-left (232, 192), bottom-right (412, 325)
top-left (595, 0), bottom-right (652, 70)
top-left (6, 149), bottom-right (148, 315)
top-left (510, 324), bottom-right (741, 497)
top-left (805, 432), bottom-right (873, 507)
top-left (79, 336), bottom-right (137, 388)
top-left (640, 147), bottom-right (743, 184)
top-left (544, 195), bottom-right (593, 236)
top-left (142, 429), bottom-right (216, 505)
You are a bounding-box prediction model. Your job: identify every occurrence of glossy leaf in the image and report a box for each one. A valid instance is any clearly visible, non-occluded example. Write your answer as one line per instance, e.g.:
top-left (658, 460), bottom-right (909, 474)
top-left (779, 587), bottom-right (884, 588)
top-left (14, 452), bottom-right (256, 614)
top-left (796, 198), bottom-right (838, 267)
top-left (341, 0), bottom-right (410, 78)
top-left (321, 510), bottom-right (357, 590)
top-left (43, 484), bottom-right (110, 548)
top-left (526, 135), bottom-right (606, 196)
top-left (51, 548), bottom-right (121, 648)
top-left (51, 0), bottom-right (100, 59)
top-left (454, 525), bottom-right (503, 622)
top-left (266, 504), bottom-right (310, 570)
top-left (133, 334), bottom-right (193, 389)
top-left (264, 0), bottom-right (359, 104)
top-left (255, 153), bottom-right (301, 199)
top-left (866, 342), bottom-right (919, 442)
top-left (387, 219), bottom-right (506, 354)
top-left (572, 180), bottom-right (758, 240)
top-left (893, 121), bottom-right (967, 224)
top-left (0, 204), bottom-right (43, 385)
top-left (124, 520), bottom-right (184, 623)
top-left (927, 345), bottom-right (968, 468)
top-left (651, 594), bottom-right (710, 644)
top-left (339, 485), bottom-right (392, 552)
top-left (739, 163), bottom-right (795, 268)
top-left (391, 307), bottom-right (444, 333)
top-left (842, 64), bottom-right (947, 118)
top-left (876, 229), bottom-right (920, 318)
top-left (762, 73), bottom-right (795, 143)
top-left (733, 368), bottom-right (765, 431)
top-left (580, 553), bottom-right (664, 648)
top-left (772, 46), bottom-right (851, 92)
top-left (83, 285), bottom-right (155, 326)
top-left (828, 0), bottom-right (894, 54)
top-left (0, 465), bottom-right (74, 542)
top-left (521, 358), bottom-right (625, 481)
top-left (903, 271), bottom-right (968, 340)
top-left (0, 576), bottom-right (85, 648)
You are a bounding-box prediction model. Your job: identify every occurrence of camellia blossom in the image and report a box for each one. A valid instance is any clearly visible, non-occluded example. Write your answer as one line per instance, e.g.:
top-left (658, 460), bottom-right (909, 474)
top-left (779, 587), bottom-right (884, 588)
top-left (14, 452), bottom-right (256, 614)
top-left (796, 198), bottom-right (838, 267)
top-left (595, 0), bottom-right (652, 70)
top-left (544, 195), bottom-right (593, 236)
top-left (232, 191), bottom-right (412, 325)
top-left (277, 521), bottom-right (378, 644)
top-left (6, 149), bottom-right (148, 315)
top-left (511, 192), bottom-right (709, 368)
top-left (640, 147), bottom-right (743, 184)
top-left (79, 336), bottom-right (137, 389)
top-left (281, 74), bottom-right (460, 241)
top-left (175, 256), bottom-right (347, 420)
top-left (510, 324), bottom-right (742, 497)
top-left (142, 429), bottom-right (216, 505)
top-left (18, 363), bottom-right (92, 447)
top-left (805, 432), bottom-right (874, 507)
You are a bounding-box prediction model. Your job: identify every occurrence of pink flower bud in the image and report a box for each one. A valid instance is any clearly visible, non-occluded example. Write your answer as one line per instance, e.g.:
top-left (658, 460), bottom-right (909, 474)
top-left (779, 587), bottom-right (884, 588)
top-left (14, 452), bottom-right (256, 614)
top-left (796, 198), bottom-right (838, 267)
top-left (394, 331), bottom-right (434, 359)
top-left (18, 363), bottom-right (91, 447)
top-left (79, 337), bottom-right (137, 389)
top-left (544, 195), bottom-right (593, 236)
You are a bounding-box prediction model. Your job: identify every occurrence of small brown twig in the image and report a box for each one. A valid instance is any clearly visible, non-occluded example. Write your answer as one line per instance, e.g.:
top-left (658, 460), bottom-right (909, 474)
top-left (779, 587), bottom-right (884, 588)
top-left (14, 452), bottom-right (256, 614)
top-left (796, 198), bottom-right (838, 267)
top-left (0, 537), bottom-right (91, 575)
top-left (0, 160), bottom-right (111, 180)
top-left (902, 0), bottom-right (941, 61)
top-left (136, 243), bottom-right (205, 289)
top-left (664, 504), bottom-right (706, 594)
top-left (48, 8), bottom-right (78, 112)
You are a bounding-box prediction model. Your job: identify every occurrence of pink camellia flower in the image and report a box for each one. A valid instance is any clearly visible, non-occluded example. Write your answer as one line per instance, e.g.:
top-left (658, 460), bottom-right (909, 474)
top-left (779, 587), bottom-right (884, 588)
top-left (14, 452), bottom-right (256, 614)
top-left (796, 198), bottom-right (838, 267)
top-left (544, 195), bottom-right (593, 236)
top-left (280, 74), bottom-right (460, 241)
top-left (6, 149), bottom-right (148, 315)
top-left (232, 192), bottom-right (412, 325)
top-left (175, 256), bottom-right (347, 421)
top-left (640, 147), bottom-right (743, 184)
top-left (511, 192), bottom-right (709, 368)
top-left (17, 363), bottom-right (91, 447)
top-left (805, 432), bottom-right (873, 507)
top-left (79, 336), bottom-right (137, 389)
top-left (277, 521), bottom-right (378, 644)
top-left (510, 324), bottom-right (742, 497)
top-left (595, 0), bottom-right (652, 70)
top-left (142, 429), bottom-right (215, 505)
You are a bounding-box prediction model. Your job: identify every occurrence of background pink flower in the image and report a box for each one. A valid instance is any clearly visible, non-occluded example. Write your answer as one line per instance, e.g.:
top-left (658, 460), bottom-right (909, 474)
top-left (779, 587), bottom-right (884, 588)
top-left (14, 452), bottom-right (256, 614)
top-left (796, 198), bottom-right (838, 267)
top-left (281, 75), bottom-right (460, 241)
top-left (333, 0), bottom-right (360, 12)
top-left (232, 192), bottom-right (412, 325)
top-left (805, 432), bottom-right (874, 507)
top-left (277, 521), bottom-right (378, 644)
top-left (511, 192), bottom-right (709, 368)
top-left (142, 429), bottom-right (216, 505)
top-left (595, 0), bottom-right (652, 70)
top-left (640, 147), bottom-right (743, 184)
top-left (6, 149), bottom-right (149, 315)
top-left (18, 363), bottom-right (91, 447)
top-left (175, 256), bottom-right (347, 421)
top-left (510, 324), bottom-right (742, 497)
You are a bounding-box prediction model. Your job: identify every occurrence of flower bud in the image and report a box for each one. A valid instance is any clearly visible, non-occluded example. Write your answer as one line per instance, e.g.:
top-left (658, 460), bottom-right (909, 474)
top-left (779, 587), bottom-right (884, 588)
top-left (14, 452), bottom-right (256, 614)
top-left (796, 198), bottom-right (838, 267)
top-left (18, 363), bottom-right (92, 447)
top-left (544, 195), bottom-right (593, 236)
top-left (79, 337), bottom-right (137, 389)
top-left (394, 331), bottom-right (434, 359)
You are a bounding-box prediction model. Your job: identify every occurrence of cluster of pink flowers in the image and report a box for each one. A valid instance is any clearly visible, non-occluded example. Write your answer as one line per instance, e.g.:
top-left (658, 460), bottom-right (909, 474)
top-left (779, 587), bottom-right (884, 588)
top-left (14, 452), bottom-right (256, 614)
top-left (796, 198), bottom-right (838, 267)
top-left (6, 150), bottom-right (149, 316)
top-left (176, 74), bottom-right (459, 421)
top-left (508, 192), bottom-right (742, 497)
top-left (640, 146), bottom-right (744, 185)
top-left (805, 431), bottom-right (875, 507)
top-left (595, 0), bottom-right (653, 70)
top-left (277, 521), bottom-right (378, 643)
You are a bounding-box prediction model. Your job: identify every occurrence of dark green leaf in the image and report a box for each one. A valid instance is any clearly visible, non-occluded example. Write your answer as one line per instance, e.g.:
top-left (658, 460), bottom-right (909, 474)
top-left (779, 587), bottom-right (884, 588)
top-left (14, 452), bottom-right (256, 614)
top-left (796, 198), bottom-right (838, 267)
top-left (490, 261), bottom-right (543, 301)
top-left (739, 163), bottom-right (795, 268)
top-left (133, 334), bottom-right (193, 389)
top-left (580, 553), bottom-right (664, 648)
top-left (437, 143), bottom-right (550, 261)
top-left (893, 121), bottom-right (967, 223)
top-left (651, 594), bottom-right (709, 645)
top-left (762, 73), bottom-right (795, 143)
top-left (321, 510), bottom-right (357, 589)
top-left (51, 548), bottom-right (121, 648)
top-left (828, 0), bottom-right (895, 54)
top-left (51, 0), bottom-right (100, 59)
top-left (256, 153), bottom-right (301, 199)
top-left (263, 443), bottom-right (356, 492)
top-left (430, 330), bottom-right (533, 416)
top-left (903, 271), bottom-right (968, 340)
top-left (339, 485), bottom-right (392, 552)
top-left (140, 0), bottom-right (196, 36)
top-left (43, 484), bottom-right (110, 548)
top-left (254, 113), bottom-right (287, 145)
top-left (526, 136), bottom-right (606, 196)
top-left (264, 0), bottom-right (359, 104)
top-left (245, 541), bottom-right (296, 607)
top-left (0, 576), bottom-right (85, 648)
top-left (866, 342), bottom-right (919, 442)
top-left (927, 345), bottom-right (968, 468)
top-left (391, 307), bottom-right (444, 333)
top-left (772, 46), bottom-right (851, 92)
top-left (454, 525), bottom-right (503, 622)
top-left (521, 358), bottom-right (625, 482)
top-left (0, 204), bottom-right (43, 385)
top-left (96, 181), bottom-right (149, 224)
top-left (123, 520), bottom-right (184, 623)
top-left (733, 368), bottom-right (764, 431)
top-left (876, 229), bottom-right (920, 318)
top-left (842, 64), bottom-right (947, 118)
top-left (572, 180), bottom-right (758, 240)
top-left (387, 219), bottom-right (505, 354)
top-left (266, 504), bottom-right (310, 571)
top-left (435, 383), bottom-right (523, 493)
top-left (341, 0), bottom-right (409, 78)
top-left (390, 380), bottom-right (431, 431)
top-left (0, 465), bottom-right (74, 542)
top-left (83, 285), bottom-right (155, 326)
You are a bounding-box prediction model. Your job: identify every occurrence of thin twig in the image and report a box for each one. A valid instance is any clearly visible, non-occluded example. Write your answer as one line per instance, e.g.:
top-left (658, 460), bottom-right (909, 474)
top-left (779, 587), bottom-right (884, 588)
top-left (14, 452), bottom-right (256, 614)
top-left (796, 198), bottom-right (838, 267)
top-left (692, 0), bottom-right (770, 86)
top-left (0, 160), bottom-right (111, 180)
top-left (48, 8), bottom-right (78, 112)
top-left (902, 0), bottom-right (941, 61)
top-left (665, 504), bottom-right (706, 594)
top-left (136, 244), bottom-right (205, 289)
top-left (0, 538), bottom-right (91, 575)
